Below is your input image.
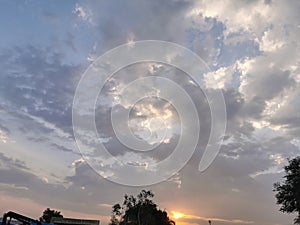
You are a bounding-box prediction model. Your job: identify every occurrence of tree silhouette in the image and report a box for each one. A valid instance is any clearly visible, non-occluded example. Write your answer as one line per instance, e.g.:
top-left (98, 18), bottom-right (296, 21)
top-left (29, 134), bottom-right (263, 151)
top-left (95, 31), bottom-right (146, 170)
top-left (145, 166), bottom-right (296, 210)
top-left (40, 208), bottom-right (63, 223)
top-left (274, 156), bottom-right (300, 224)
top-left (109, 190), bottom-right (175, 225)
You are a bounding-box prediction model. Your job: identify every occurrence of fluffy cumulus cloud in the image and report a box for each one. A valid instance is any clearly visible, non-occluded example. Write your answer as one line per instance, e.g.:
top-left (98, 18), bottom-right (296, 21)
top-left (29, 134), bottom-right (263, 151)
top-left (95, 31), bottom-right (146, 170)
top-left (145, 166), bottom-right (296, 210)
top-left (0, 1), bottom-right (299, 225)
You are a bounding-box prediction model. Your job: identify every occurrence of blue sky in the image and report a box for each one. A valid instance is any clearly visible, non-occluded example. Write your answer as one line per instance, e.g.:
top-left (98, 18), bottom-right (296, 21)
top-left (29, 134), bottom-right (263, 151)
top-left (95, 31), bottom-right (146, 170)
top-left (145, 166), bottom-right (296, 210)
top-left (0, 1), bottom-right (300, 225)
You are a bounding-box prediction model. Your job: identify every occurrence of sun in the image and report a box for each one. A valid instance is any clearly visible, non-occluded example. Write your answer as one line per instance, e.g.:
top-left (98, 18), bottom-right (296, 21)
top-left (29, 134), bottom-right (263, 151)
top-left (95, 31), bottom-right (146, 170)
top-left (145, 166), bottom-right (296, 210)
top-left (172, 212), bottom-right (184, 219)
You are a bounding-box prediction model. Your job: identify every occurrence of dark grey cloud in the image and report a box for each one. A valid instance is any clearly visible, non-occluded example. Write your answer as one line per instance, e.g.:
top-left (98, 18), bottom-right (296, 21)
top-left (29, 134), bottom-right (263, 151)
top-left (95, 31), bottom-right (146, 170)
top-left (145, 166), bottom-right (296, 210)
top-left (51, 143), bottom-right (77, 154)
top-left (0, 152), bottom-right (30, 171)
top-left (0, 154), bottom-right (118, 216)
top-left (91, 62), bottom-right (212, 162)
top-left (243, 70), bottom-right (295, 102)
top-left (0, 123), bottom-right (11, 135)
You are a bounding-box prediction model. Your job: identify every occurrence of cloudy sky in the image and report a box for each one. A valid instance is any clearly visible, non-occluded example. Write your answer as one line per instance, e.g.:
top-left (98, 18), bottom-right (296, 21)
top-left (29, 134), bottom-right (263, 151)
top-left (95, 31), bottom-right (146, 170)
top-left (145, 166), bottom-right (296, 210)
top-left (0, 1), bottom-right (300, 225)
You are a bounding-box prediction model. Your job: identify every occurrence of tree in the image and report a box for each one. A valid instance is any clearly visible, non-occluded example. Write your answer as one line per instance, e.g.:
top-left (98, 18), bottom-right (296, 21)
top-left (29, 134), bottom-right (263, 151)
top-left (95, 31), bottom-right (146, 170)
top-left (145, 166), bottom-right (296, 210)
top-left (274, 156), bottom-right (300, 224)
top-left (109, 190), bottom-right (175, 225)
top-left (40, 208), bottom-right (63, 223)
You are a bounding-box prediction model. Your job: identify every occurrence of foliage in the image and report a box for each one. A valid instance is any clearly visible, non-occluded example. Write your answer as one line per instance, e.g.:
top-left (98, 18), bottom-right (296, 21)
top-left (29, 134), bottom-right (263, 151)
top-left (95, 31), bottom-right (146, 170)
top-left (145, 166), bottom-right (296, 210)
top-left (274, 156), bottom-right (300, 224)
top-left (40, 208), bottom-right (63, 223)
top-left (109, 190), bottom-right (175, 225)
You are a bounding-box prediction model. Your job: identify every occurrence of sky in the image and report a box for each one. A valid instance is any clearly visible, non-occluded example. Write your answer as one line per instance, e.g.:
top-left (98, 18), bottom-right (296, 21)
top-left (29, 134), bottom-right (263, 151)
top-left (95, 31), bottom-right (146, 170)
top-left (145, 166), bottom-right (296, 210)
top-left (0, 0), bottom-right (300, 225)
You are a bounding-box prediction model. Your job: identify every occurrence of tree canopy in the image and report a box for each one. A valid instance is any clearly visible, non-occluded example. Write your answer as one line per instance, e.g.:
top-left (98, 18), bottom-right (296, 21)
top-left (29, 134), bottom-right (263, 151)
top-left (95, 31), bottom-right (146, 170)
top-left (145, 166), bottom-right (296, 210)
top-left (109, 190), bottom-right (175, 225)
top-left (274, 156), bottom-right (300, 224)
top-left (39, 208), bottom-right (63, 223)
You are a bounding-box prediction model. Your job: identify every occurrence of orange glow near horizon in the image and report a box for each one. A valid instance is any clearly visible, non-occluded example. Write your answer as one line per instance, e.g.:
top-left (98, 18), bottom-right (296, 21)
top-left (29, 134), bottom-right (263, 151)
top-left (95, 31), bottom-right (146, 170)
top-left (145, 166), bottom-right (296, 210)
top-left (172, 211), bottom-right (184, 219)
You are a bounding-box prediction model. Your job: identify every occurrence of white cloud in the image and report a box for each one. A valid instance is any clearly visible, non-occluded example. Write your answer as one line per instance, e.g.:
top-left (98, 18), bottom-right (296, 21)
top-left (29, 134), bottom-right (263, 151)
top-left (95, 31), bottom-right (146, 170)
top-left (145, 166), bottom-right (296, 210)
top-left (203, 65), bottom-right (235, 89)
top-left (0, 129), bottom-right (9, 143)
top-left (259, 29), bottom-right (285, 52)
top-left (73, 3), bottom-right (93, 25)
top-left (238, 56), bottom-right (294, 102)
top-left (72, 158), bottom-right (85, 167)
top-left (188, 0), bottom-right (272, 44)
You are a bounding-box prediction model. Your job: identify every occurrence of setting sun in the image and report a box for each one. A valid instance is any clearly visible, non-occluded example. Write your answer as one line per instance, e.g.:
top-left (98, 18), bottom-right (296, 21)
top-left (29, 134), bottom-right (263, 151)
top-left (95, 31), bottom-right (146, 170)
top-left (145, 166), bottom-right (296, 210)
top-left (172, 212), bottom-right (184, 219)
